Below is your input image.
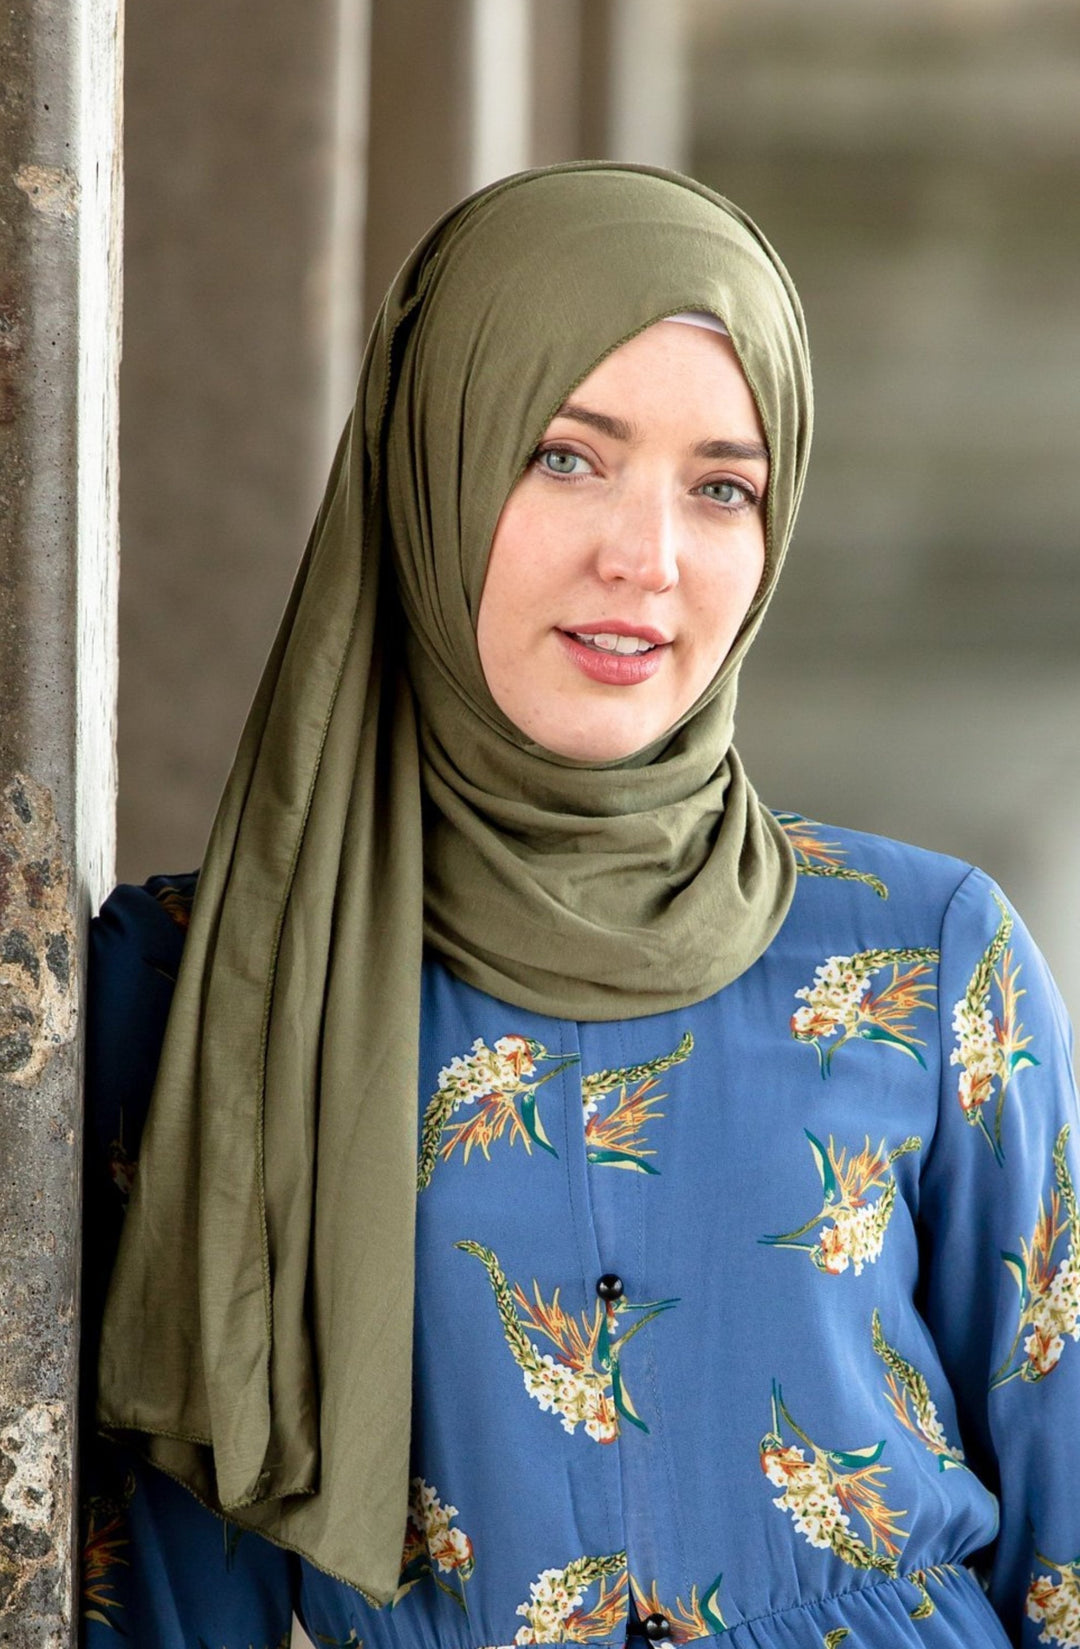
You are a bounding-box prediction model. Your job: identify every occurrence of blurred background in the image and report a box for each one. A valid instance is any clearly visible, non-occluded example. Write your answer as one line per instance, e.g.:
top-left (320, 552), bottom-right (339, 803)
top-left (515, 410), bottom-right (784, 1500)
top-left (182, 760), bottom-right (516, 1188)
top-left (118, 0), bottom-right (1080, 1020)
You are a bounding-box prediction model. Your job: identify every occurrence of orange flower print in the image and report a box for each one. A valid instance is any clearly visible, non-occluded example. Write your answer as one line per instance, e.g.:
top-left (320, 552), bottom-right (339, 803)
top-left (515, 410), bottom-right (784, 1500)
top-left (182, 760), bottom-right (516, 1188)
top-left (761, 1132), bottom-right (920, 1277)
top-left (456, 1241), bottom-right (676, 1440)
top-left (791, 947), bottom-right (938, 1076)
top-left (417, 1035), bottom-right (578, 1189)
top-left (776, 813), bottom-right (888, 899)
top-left (950, 893), bottom-right (1038, 1164)
top-left (992, 1126), bottom-right (1080, 1390)
top-left (1027, 1549), bottom-right (1080, 1647)
top-left (760, 1381), bottom-right (906, 1576)
top-left (394, 1477), bottom-right (474, 1610)
top-left (629, 1572), bottom-right (726, 1640)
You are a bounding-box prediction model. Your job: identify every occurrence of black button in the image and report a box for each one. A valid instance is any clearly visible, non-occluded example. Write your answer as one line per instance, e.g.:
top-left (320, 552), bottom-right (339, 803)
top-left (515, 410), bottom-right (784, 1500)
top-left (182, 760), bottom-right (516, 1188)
top-left (596, 1273), bottom-right (624, 1301)
top-left (643, 1614), bottom-right (672, 1641)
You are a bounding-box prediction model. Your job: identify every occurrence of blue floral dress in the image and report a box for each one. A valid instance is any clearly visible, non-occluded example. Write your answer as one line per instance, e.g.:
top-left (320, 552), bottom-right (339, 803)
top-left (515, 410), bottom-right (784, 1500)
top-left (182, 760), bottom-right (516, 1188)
top-left (80, 818), bottom-right (1080, 1649)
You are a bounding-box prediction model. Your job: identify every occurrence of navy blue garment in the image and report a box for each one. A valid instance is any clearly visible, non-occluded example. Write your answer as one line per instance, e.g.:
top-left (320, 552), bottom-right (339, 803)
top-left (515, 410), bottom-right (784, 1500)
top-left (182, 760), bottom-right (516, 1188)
top-left (80, 874), bottom-right (297, 1648)
top-left (81, 821), bottom-right (1080, 1649)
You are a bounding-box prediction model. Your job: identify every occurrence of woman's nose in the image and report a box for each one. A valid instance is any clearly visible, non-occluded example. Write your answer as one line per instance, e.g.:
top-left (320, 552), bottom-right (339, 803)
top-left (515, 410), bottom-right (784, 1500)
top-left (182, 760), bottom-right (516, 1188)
top-left (594, 493), bottom-right (680, 591)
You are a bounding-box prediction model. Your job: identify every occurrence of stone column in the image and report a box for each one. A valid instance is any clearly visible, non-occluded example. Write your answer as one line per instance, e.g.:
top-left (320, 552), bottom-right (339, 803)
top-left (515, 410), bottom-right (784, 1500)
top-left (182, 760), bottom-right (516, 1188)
top-left (0, 0), bottom-right (122, 1636)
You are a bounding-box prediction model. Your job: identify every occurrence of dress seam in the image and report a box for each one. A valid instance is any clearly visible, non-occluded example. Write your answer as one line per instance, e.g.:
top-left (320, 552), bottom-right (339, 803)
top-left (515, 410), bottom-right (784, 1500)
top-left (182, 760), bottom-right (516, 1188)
top-left (920, 862), bottom-right (981, 1187)
top-left (715, 1558), bottom-right (966, 1637)
top-left (464, 1561), bottom-right (970, 1649)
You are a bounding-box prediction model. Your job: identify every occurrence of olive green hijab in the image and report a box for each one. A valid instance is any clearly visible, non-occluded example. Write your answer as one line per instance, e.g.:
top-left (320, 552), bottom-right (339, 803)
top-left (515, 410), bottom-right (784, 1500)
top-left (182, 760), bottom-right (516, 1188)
top-left (97, 162), bottom-right (813, 1600)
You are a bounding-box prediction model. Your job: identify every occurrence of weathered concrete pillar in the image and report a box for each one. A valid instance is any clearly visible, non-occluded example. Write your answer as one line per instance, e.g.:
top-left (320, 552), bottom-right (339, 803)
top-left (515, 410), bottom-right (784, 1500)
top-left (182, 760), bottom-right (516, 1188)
top-left (0, 0), bottom-right (122, 1636)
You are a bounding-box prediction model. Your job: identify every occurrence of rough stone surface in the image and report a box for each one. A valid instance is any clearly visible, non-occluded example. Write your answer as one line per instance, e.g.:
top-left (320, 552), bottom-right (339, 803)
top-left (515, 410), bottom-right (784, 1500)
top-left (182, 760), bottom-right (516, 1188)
top-left (1, 0), bottom-right (120, 1635)
top-left (0, 776), bottom-right (77, 1085)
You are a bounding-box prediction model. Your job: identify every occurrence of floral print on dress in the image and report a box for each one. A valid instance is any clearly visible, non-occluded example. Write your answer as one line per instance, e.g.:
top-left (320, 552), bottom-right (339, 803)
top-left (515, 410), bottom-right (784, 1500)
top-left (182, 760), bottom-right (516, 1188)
top-left (871, 1311), bottom-right (965, 1470)
top-left (81, 1471), bottom-right (135, 1630)
top-left (760, 1381), bottom-right (907, 1576)
top-left (629, 1572), bottom-right (726, 1640)
top-left (393, 1478), bottom-right (475, 1609)
top-left (950, 892), bottom-right (1039, 1164)
top-left (791, 947), bottom-right (939, 1076)
top-left (760, 1132), bottom-right (920, 1275)
top-left (776, 812), bottom-right (889, 900)
top-left (1028, 1550), bottom-right (1080, 1647)
top-left (418, 1032), bottom-right (694, 1186)
top-left (456, 1240), bottom-right (677, 1439)
top-left (992, 1125), bottom-right (1080, 1389)
top-left (905, 1564), bottom-right (964, 1621)
top-left (581, 1032), bottom-right (692, 1173)
top-left (479, 1551), bottom-right (628, 1645)
top-left (817, 1565), bottom-right (961, 1641)
top-left (417, 1036), bottom-right (576, 1189)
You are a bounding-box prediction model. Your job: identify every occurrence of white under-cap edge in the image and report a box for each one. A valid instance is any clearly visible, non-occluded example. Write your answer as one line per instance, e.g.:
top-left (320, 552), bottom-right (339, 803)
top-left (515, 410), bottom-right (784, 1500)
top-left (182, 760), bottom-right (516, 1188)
top-left (664, 310), bottom-right (729, 336)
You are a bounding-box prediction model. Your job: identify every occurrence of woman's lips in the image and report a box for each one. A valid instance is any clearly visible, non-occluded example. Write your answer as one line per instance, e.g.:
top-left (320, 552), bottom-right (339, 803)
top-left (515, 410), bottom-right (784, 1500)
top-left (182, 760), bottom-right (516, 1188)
top-left (555, 628), bottom-right (668, 685)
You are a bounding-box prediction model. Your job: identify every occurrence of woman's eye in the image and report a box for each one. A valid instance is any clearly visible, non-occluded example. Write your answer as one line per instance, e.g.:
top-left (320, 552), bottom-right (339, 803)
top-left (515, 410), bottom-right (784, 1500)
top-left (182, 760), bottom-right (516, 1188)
top-left (699, 478), bottom-right (755, 508)
top-left (536, 447), bottom-right (592, 478)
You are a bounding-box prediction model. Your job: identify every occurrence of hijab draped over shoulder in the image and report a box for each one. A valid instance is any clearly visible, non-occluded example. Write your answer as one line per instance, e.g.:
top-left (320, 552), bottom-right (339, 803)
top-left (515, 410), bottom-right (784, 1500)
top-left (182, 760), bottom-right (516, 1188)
top-left (97, 162), bottom-right (813, 1600)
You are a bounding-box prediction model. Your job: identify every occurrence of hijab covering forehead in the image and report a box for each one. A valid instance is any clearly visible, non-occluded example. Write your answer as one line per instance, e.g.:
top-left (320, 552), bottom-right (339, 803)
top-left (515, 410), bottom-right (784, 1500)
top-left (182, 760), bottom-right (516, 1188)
top-left (96, 162), bottom-right (813, 1602)
top-left (390, 165), bottom-right (810, 696)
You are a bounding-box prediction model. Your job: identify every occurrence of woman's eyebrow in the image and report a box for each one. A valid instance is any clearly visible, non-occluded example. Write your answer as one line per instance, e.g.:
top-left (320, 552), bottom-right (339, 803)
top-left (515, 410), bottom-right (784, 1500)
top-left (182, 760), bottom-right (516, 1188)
top-left (693, 438), bottom-right (769, 463)
top-left (552, 402), bottom-right (768, 465)
top-left (554, 401), bottom-right (634, 441)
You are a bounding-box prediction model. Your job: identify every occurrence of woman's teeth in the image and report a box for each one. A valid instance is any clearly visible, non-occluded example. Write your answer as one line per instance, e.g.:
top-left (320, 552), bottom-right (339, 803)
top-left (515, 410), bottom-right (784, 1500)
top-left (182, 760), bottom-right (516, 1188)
top-left (568, 632), bottom-right (657, 655)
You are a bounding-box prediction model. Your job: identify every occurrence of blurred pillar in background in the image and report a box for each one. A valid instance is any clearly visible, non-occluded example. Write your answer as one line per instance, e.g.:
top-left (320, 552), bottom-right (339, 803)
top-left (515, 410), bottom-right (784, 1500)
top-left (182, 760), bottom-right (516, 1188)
top-left (121, 0), bottom-right (692, 881)
top-left (119, 0), bottom-right (371, 874)
top-left (0, 0), bottom-right (121, 1634)
top-left (362, 0), bottom-right (470, 318)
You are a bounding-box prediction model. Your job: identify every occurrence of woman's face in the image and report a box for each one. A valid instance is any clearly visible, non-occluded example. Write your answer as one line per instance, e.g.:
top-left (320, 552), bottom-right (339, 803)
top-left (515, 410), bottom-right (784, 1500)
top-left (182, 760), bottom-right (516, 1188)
top-left (476, 319), bottom-right (769, 761)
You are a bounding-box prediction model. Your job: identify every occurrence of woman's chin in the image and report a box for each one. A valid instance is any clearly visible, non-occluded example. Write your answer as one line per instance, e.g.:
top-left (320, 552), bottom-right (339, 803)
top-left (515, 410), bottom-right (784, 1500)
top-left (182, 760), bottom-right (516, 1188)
top-left (526, 714), bottom-right (668, 764)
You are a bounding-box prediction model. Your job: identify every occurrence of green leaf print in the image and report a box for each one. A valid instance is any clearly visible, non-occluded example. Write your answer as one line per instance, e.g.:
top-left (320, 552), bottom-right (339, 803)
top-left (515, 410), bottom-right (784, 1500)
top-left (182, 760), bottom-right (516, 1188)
top-left (991, 1125), bottom-right (1080, 1389)
top-left (630, 1570), bottom-right (727, 1639)
top-left (775, 812), bottom-right (889, 899)
top-left (501, 1551), bottom-right (629, 1644)
top-left (455, 1240), bottom-right (677, 1440)
top-left (760, 1133), bottom-right (920, 1276)
top-left (1027, 1548), bottom-right (1080, 1648)
top-left (581, 1032), bottom-right (693, 1174)
top-left (417, 1035), bottom-right (578, 1189)
top-left (950, 892), bottom-right (1039, 1165)
top-left (905, 1564), bottom-right (958, 1621)
top-left (871, 1311), bottom-right (965, 1471)
top-left (760, 1381), bottom-right (907, 1576)
top-left (393, 1476), bottom-right (474, 1610)
top-left (791, 949), bottom-right (939, 1076)
top-left (418, 1031), bottom-right (693, 1187)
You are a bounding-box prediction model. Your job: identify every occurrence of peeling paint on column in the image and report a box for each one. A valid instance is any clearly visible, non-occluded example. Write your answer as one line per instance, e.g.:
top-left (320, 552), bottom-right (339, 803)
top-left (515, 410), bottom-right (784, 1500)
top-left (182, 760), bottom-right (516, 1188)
top-left (0, 1403), bottom-right (64, 1534)
top-left (12, 164), bottom-right (81, 223)
top-left (0, 1402), bottom-right (69, 1635)
top-left (0, 775), bottom-right (77, 1085)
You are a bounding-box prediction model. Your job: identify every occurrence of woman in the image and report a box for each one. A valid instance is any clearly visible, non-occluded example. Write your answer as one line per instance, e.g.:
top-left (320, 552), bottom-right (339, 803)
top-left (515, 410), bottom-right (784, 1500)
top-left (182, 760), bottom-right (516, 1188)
top-left (81, 163), bottom-right (1080, 1649)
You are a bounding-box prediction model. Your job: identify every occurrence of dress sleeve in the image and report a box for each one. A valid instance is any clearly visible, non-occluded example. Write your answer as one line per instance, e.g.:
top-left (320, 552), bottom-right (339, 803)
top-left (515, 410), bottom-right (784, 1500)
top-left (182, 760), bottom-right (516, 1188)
top-left (80, 878), bottom-right (297, 1649)
top-left (919, 865), bottom-right (1080, 1648)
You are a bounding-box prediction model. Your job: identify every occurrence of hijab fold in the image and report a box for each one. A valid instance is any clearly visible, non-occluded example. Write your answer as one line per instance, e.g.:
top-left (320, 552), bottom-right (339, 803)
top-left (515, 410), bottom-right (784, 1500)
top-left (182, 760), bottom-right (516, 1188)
top-left (97, 162), bottom-right (813, 1600)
